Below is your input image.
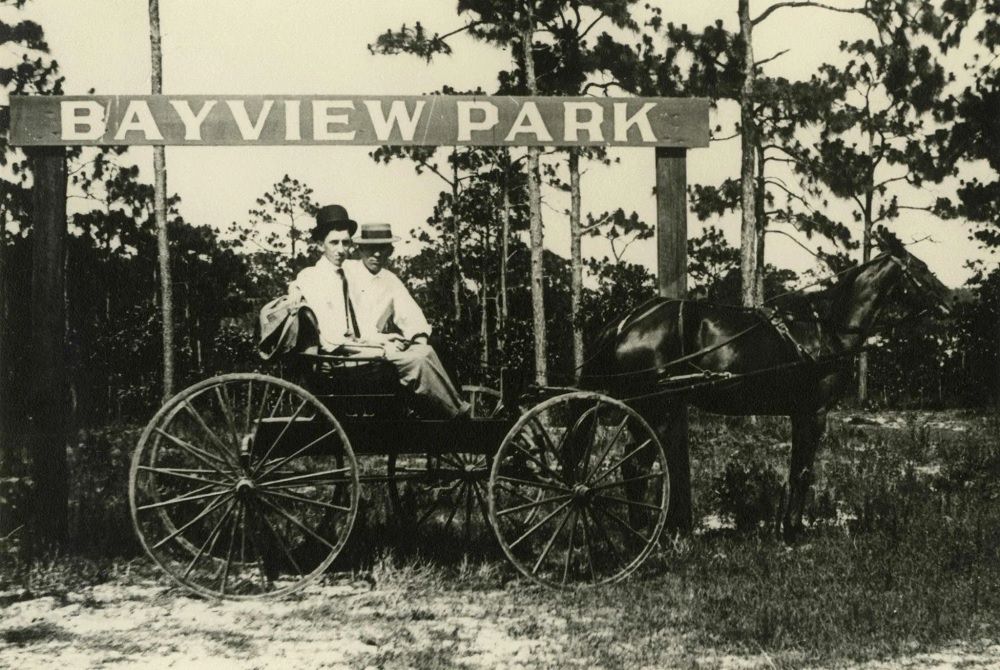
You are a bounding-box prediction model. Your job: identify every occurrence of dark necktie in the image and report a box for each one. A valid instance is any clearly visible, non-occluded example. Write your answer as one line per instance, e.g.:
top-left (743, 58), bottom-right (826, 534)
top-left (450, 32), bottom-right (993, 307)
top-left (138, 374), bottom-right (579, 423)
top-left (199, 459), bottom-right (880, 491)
top-left (336, 268), bottom-right (360, 338)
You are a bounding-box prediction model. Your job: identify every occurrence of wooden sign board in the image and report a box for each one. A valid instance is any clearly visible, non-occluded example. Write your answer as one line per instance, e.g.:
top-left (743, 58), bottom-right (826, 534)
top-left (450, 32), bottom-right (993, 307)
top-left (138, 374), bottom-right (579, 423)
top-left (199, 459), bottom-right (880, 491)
top-left (10, 95), bottom-right (709, 148)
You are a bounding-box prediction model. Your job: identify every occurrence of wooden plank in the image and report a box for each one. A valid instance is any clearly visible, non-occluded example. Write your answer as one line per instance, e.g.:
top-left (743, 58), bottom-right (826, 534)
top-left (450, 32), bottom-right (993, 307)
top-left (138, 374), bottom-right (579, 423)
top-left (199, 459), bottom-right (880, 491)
top-left (27, 147), bottom-right (69, 547)
top-left (10, 95), bottom-right (710, 148)
top-left (655, 146), bottom-right (691, 533)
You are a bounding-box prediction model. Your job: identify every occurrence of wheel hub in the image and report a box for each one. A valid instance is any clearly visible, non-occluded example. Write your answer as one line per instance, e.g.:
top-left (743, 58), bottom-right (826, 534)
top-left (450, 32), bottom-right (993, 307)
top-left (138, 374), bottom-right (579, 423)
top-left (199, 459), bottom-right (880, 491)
top-left (572, 483), bottom-right (591, 498)
top-left (235, 477), bottom-right (256, 496)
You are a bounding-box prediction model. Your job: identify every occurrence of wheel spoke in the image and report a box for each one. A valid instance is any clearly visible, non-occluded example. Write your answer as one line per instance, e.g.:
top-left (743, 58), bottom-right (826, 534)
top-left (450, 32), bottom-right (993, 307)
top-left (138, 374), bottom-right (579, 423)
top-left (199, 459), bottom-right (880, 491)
top-left (219, 502), bottom-right (242, 595)
top-left (496, 494), bottom-right (573, 518)
top-left (593, 493), bottom-right (663, 512)
top-left (260, 488), bottom-right (353, 513)
top-left (137, 486), bottom-right (230, 511)
top-left (267, 388), bottom-right (288, 419)
top-left (181, 401), bottom-right (239, 468)
top-left (137, 465), bottom-right (231, 488)
top-left (182, 499), bottom-right (237, 579)
top-left (531, 505), bottom-right (573, 575)
top-left (573, 403), bottom-right (603, 481)
top-left (252, 399), bottom-right (309, 475)
top-left (244, 380), bottom-right (254, 436)
top-left (442, 488), bottom-right (462, 533)
top-left (561, 509), bottom-right (580, 585)
top-left (579, 508), bottom-right (597, 581)
top-left (584, 417), bottom-right (629, 484)
top-left (495, 475), bottom-right (571, 494)
top-left (215, 385), bottom-right (242, 452)
top-left (590, 502), bottom-right (653, 546)
top-left (260, 467), bottom-right (352, 489)
top-left (511, 439), bottom-right (565, 485)
top-left (508, 499), bottom-right (573, 550)
top-left (152, 492), bottom-right (234, 550)
top-left (153, 427), bottom-right (234, 477)
top-left (414, 492), bottom-right (446, 527)
top-left (254, 383), bottom-right (272, 429)
top-left (589, 472), bottom-right (664, 492)
top-left (584, 505), bottom-right (625, 566)
top-left (472, 482), bottom-right (491, 526)
top-left (242, 502), bottom-right (273, 591)
top-left (257, 428), bottom-right (341, 479)
top-left (252, 497), bottom-right (306, 578)
top-left (256, 495), bottom-right (339, 552)
top-left (494, 481), bottom-right (546, 507)
top-left (587, 439), bottom-right (653, 487)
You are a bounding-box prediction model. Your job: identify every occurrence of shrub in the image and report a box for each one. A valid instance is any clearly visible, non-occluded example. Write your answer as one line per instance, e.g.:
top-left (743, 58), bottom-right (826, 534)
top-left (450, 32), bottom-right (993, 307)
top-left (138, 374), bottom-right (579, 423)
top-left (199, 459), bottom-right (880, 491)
top-left (710, 458), bottom-right (784, 533)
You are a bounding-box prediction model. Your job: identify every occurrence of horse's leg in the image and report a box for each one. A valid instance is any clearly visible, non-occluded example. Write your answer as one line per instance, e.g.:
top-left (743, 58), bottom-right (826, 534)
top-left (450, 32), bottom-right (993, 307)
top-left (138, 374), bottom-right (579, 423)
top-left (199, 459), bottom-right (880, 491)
top-left (631, 400), bottom-right (690, 533)
top-left (783, 411), bottom-right (826, 541)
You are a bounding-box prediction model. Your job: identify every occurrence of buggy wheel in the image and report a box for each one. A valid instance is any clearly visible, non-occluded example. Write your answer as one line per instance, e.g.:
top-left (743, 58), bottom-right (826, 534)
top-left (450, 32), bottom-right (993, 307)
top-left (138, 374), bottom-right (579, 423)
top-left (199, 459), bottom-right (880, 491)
top-left (385, 385), bottom-right (500, 542)
top-left (488, 392), bottom-right (669, 588)
top-left (130, 373), bottom-right (359, 599)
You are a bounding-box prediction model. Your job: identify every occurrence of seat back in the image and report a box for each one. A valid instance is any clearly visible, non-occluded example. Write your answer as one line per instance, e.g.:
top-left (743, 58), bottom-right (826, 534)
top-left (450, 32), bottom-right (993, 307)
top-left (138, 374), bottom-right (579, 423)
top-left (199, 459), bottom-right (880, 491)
top-left (303, 356), bottom-right (407, 419)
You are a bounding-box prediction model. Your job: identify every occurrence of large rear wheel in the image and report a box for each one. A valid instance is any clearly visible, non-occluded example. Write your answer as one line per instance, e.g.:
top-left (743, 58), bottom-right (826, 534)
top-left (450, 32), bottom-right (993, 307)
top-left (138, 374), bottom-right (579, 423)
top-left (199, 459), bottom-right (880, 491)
top-left (129, 373), bottom-right (359, 599)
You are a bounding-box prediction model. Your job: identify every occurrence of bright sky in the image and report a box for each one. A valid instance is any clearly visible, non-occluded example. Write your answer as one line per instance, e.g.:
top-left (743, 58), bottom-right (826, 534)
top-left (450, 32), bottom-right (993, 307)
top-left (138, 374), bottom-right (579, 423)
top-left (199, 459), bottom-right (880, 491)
top-left (5, 0), bottom-right (992, 287)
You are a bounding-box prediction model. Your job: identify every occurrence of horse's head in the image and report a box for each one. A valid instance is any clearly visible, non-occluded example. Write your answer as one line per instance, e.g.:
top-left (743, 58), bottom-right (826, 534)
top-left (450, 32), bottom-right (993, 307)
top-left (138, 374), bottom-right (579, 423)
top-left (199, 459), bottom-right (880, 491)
top-left (873, 227), bottom-right (952, 316)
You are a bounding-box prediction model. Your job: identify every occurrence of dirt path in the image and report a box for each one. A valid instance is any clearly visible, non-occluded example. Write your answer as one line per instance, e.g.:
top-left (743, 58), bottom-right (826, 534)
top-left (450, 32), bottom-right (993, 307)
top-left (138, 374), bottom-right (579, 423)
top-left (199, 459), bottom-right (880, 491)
top-left (2, 575), bottom-right (998, 669)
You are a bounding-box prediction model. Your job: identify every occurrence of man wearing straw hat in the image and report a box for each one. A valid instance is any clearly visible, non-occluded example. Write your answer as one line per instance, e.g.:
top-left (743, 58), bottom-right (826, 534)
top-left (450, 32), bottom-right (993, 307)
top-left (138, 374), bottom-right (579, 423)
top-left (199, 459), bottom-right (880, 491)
top-left (290, 205), bottom-right (470, 419)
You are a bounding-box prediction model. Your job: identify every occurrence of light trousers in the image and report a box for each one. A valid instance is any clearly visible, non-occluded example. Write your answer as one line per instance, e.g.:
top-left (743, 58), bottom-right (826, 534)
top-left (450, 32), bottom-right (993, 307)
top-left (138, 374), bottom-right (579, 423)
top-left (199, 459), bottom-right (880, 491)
top-left (383, 343), bottom-right (470, 419)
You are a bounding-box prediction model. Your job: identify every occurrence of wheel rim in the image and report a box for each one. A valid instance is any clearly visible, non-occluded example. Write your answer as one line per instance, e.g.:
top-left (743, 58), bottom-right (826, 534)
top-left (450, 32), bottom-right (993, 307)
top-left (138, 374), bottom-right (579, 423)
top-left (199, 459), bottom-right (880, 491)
top-left (130, 373), bottom-right (359, 599)
top-left (488, 392), bottom-right (669, 588)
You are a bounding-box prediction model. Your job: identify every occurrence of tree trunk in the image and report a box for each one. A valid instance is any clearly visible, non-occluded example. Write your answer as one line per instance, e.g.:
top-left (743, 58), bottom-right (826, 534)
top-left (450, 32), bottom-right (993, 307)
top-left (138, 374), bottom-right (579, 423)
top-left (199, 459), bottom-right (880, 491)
top-left (857, 190), bottom-right (874, 404)
top-left (738, 0), bottom-right (759, 308)
top-left (452, 150), bottom-right (462, 323)
top-left (569, 149), bottom-right (584, 380)
top-left (754, 142), bottom-right (767, 305)
top-left (522, 13), bottom-right (547, 385)
top-left (149, 0), bottom-right (174, 400)
top-left (0, 200), bottom-right (10, 537)
top-left (480, 275), bottom-right (489, 370)
top-left (27, 147), bottom-right (69, 549)
top-left (500, 160), bottom-right (510, 328)
top-left (497, 157), bottom-right (511, 363)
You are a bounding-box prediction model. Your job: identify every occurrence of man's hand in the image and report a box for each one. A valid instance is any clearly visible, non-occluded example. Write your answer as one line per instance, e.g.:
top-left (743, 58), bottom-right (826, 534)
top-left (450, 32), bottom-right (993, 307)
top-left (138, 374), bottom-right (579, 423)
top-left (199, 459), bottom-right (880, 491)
top-left (384, 333), bottom-right (410, 351)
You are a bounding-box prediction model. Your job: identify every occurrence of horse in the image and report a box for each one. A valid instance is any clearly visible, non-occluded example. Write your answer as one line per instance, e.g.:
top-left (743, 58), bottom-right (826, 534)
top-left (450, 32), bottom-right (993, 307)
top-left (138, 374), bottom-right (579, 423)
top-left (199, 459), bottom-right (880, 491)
top-left (580, 231), bottom-right (951, 539)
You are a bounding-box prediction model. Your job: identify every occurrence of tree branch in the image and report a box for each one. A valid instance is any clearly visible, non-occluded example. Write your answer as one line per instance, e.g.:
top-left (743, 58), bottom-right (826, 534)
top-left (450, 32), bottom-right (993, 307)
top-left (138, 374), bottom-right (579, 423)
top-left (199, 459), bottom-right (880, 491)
top-left (753, 2), bottom-right (868, 26)
top-left (766, 228), bottom-right (826, 260)
top-left (755, 49), bottom-right (790, 67)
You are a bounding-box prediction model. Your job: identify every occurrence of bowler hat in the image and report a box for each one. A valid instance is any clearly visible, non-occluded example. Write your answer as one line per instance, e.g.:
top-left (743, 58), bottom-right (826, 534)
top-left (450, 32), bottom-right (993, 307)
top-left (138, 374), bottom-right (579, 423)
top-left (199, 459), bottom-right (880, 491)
top-left (311, 204), bottom-right (358, 241)
top-left (354, 222), bottom-right (401, 245)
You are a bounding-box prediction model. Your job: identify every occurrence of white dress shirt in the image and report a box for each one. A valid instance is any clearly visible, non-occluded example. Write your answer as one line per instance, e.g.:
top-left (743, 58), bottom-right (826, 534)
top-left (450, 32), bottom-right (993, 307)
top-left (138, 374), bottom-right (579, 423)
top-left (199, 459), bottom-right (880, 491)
top-left (290, 256), bottom-right (431, 349)
top-left (342, 259), bottom-right (432, 341)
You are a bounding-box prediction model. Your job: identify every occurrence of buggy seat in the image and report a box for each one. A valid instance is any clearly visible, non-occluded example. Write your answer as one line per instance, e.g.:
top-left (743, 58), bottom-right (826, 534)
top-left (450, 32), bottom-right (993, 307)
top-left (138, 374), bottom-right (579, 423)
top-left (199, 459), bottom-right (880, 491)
top-left (297, 346), bottom-right (408, 419)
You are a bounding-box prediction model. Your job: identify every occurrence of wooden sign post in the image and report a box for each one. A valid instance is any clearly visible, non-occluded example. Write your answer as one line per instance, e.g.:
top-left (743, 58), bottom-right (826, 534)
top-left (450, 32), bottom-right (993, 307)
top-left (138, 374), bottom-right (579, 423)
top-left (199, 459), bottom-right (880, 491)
top-left (10, 93), bottom-right (708, 534)
top-left (656, 146), bottom-right (691, 531)
top-left (26, 146), bottom-right (69, 547)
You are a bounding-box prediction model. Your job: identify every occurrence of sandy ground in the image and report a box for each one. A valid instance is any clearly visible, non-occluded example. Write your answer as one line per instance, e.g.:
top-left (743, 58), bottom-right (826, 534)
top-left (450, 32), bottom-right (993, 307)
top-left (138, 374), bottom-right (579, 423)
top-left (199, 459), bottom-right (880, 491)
top-left (1, 576), bottom-right (998, 669)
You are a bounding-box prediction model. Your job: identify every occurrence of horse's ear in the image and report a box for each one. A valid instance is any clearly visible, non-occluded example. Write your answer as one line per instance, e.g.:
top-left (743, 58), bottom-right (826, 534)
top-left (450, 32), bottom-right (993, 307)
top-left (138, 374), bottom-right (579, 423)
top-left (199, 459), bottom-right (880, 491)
top-left (872, 225), bottom-right (906, 257)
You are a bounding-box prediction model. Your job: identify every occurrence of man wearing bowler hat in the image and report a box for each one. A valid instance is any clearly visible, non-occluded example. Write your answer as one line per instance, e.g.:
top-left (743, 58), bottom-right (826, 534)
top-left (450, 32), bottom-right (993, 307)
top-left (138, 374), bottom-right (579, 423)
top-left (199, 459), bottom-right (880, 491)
top-left (290, 205), bottom-right (470, 419)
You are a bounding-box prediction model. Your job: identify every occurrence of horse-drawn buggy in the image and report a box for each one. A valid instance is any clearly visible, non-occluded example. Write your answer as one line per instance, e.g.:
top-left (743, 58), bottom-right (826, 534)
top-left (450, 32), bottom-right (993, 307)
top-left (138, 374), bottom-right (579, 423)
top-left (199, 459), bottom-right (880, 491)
top-left (129, 344), bottom-right (671, 599)
top-left (129, 231), bottom-right (949, 600)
